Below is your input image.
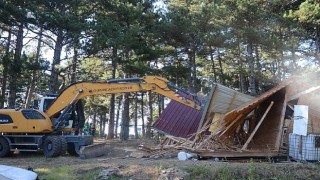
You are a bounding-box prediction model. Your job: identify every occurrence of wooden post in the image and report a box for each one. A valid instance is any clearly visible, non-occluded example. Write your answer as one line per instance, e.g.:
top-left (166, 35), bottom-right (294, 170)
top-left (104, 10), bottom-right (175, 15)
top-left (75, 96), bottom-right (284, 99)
top-left (275, 92), bottom-right (287, 150)
top-left (241, 101), bottom-right (274, 151)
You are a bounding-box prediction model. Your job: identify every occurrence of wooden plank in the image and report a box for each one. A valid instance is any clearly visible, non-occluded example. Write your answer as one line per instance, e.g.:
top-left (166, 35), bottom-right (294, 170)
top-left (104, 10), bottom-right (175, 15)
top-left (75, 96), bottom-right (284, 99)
top-left (191, 116), bottom-right (213, 148)
top-left (198, 151), bottom-right (284, 158)
top-left (219, 113), bottom-right (243, 138)
top-left (197, 84), bottom-right (217, 131)
top-left (241, 101), bottom-right (274, 151)
top-left (275, 92), bottom-right (288, 150)
top-left (288, 104), bottom-right (294, 111)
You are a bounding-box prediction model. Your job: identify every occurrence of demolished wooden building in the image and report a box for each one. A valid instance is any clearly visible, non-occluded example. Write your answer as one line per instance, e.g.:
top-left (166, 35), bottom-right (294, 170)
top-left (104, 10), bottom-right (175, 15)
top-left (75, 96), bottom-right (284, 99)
top-left (152, 73), bottom-right (320, 159)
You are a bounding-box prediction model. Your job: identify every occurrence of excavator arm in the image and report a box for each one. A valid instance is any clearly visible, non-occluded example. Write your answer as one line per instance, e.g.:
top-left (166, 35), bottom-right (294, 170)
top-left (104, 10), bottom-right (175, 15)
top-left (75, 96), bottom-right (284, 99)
top-left (45, 76), bottom-right (201, 127)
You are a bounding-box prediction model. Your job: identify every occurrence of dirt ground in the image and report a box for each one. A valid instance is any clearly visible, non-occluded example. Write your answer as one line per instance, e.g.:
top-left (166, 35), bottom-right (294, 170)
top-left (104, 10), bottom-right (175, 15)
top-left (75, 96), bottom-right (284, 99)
top-left (1, 138), bottom-right (320, 179)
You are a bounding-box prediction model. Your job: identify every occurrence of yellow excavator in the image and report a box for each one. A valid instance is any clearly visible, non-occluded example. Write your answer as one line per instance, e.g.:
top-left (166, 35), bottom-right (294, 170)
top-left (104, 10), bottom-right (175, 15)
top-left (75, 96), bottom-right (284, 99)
top-left (0, 76), bottom-right (201, 158)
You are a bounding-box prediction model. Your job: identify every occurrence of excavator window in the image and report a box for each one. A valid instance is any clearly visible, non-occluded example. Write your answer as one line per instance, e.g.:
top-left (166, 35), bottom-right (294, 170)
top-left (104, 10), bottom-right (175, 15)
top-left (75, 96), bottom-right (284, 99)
top-left (0, 114), bottom-right (13, 124)
top-left (22, 110), bottom-right (46, 120)
top-left (42, 98), bottom-right (55, 111)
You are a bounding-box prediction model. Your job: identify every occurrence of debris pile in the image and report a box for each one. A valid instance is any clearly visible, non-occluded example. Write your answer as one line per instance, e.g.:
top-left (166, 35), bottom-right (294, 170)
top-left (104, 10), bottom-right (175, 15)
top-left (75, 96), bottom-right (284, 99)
top-left (147, 73), bottom-right (320, 160)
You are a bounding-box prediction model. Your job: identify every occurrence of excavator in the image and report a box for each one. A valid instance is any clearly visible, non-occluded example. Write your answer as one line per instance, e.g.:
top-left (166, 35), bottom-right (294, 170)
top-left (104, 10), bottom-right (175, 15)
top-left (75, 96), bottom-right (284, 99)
top-left (0, 76), bottom-right (201, 158)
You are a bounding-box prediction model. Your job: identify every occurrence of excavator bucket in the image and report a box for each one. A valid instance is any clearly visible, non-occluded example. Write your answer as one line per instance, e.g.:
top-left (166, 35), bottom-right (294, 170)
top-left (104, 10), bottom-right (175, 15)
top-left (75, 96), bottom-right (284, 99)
top-left (79, 143), bottom-right (106, 159)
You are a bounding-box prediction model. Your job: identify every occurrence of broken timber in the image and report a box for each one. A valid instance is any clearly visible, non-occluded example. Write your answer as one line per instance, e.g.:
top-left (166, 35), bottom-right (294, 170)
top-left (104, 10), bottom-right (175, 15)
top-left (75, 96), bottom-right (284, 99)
top-left (147, 73), bottom-right (320, 159)
top-left (241, 101), bottom-right (274, 151)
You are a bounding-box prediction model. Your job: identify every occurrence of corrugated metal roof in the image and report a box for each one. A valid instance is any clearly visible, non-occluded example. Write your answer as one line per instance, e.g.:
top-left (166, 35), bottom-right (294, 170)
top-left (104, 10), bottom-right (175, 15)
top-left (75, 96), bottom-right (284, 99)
top-left (216, 77), bottom-right (295, 137)
top-left (153, 93), bottom-right (202, 138)
top-left (209, 84), bottom-right (254, 113)
top-left (198, 83), bottom-right (254, 130)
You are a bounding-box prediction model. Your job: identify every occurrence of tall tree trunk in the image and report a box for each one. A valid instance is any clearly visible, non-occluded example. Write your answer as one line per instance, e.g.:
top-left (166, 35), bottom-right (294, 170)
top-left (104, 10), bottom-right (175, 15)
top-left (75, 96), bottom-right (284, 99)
top-left (291, 47), bottom-right (297, 72)
top-left (191, 48), bottom-right (197, 92)
top-left (26, 25), bottom-right (43, 108)
top-left (92, 111), bottom-right (97, 128)
top-left (8, 22), bottom-right (24, 108)
top-left (1, 27), bottom-right (12, 108)
top-left (238, 43), bottom-right (246, 93)
top-left (217, 48), bottom-right (225, 85)
top-left (120, 93), bottom-right (130, 141)
top-left (134, 94), bottom-right (138, 139)
top-left (315, 26), bottom-right (320, 67)
top-left (71, 39), bottom-right (79, 83)
top-left (280, 51), bottom-right (286, 80)
top-left (100, 113), bottom-right (107, 137)
top-left (49, 29), bottom-right (64, 93)
top-left (255, 46), bottom-right (262, 94)
top-left (108, 94), bottom-right (115, 139)
top-left (247, 43), bottom-right (256, 96)
top-left (141, 93), bottom-right (145, 137)
top-left (187, 48), bottom-right (196, 93)
top-left (146, 92), bottom-right (153, 138)
top-left (99, 114), bottom-right (103, 137)
top-left (108, 47), bottom-right (117, 139)
top-left (115, 96), bottom-right (122, 138)
top-left (158, 94), bottom-right (164, 117)
top-left (209, 46), bottom-right (217, 82)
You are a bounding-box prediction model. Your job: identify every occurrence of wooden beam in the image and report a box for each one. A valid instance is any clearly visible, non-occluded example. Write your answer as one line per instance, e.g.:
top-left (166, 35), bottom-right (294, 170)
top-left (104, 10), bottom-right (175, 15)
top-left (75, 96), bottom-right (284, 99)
top-left (275, 91), bottom-right (288, 150)
top-left (241, 101), bottom-right (274, 151)
top-left (218, 113), bottom-right (244, 138)
top-left (199, 151), bottom-right (284, 158)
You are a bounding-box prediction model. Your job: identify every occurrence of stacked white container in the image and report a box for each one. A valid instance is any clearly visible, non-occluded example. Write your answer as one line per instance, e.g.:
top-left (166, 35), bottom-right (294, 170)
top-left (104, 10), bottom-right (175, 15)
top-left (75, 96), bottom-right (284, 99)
top-left (289, 133), bottom-right (320, 161)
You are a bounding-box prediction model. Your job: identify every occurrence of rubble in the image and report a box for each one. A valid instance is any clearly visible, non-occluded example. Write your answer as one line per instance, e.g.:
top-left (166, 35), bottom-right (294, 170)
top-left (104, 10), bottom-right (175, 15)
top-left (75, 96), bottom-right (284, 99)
top-left (146, 73), bottom-right (320, 160)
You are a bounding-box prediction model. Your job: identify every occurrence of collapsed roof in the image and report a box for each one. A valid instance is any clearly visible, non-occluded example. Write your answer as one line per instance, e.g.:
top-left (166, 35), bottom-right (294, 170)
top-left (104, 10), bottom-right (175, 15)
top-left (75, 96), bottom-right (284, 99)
top-left (153, 73), bottom-right (320, 158)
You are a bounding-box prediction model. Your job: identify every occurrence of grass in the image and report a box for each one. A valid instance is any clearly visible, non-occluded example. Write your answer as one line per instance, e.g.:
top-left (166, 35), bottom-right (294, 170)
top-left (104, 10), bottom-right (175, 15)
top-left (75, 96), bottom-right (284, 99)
top-left (216, 164), bottom-right (233, 180)
top-left (184, 165), bottom-right (213, 180)
top-left (248, 159), bottom-right (256, 180)
top-left (20, 154), bottom-right (320, 180)
top-left (35, 166), bottom-right (76, 180)
top-left (35, 165), bottom-right (100, 180)
top-left (156, 163), bottom-right (168, 174)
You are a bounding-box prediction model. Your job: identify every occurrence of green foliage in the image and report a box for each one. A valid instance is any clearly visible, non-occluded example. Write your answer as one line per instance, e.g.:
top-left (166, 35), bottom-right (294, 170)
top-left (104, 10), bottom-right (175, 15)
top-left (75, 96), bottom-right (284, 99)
top-left (35, 166), bottom-right (100, 180)
top-left (185, 165), bottom-right (213, 180)
top-left (248, 159), bottom-right (256, 180)
top-left (36, 166), bottom-right (77, 180)
top-left (287, 1), bottom-right (320, 25)
top-left (78, 169), bottom-right (100, 180)
top-left (216, 164), bottom-right (233, 180)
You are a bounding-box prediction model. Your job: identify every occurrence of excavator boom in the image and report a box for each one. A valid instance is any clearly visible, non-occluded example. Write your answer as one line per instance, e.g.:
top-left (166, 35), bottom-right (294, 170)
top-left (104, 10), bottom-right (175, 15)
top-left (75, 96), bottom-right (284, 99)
top-left (45, 76), bottom-right (201, 119)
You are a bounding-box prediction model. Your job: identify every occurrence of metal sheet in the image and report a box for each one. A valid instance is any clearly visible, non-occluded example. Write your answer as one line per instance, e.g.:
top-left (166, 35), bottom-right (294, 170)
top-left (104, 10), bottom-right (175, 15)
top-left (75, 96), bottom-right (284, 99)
top-left (198, 83), bottom-right (254, 130)
top-left (293, 105), bottom-right (309, 136)
top-left (153, 93), bottom-right (202, 138)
